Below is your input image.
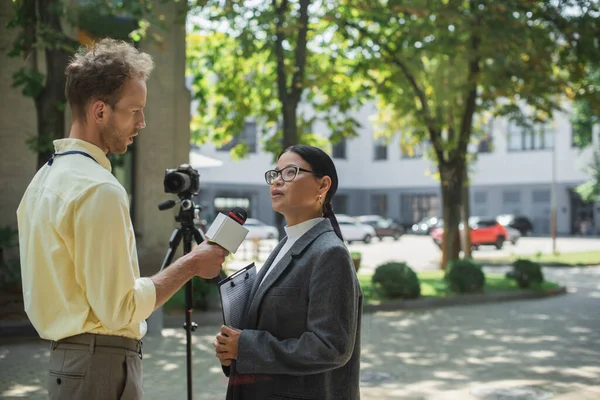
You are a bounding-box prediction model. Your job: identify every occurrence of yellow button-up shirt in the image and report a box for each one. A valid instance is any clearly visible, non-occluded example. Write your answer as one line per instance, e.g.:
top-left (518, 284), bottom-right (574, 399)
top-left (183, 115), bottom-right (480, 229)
top-left (17, 139), bottom-right (156, 341)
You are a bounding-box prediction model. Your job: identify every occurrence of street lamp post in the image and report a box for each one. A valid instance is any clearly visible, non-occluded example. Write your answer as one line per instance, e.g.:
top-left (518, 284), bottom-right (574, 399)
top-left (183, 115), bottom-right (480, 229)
top-left (551, 123), bottom-right (557, 253)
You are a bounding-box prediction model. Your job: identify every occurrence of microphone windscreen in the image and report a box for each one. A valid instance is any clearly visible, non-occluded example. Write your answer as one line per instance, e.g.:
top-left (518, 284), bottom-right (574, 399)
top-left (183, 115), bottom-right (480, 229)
top-left (228, 207), bottom-right (248, 225)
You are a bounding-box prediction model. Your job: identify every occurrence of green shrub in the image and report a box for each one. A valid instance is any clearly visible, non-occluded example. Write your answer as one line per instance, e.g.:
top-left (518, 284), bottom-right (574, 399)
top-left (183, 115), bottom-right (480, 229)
top-left (372, 262), bottom-right (420, 299)
top-left (445, 258), bottom-right (485, 294)
top-left (511, 259), bottom-right (544, 288)
top-left (0, 226), bottom-right (21, 290)
top-left (164, 276), bottom-right (222, 313)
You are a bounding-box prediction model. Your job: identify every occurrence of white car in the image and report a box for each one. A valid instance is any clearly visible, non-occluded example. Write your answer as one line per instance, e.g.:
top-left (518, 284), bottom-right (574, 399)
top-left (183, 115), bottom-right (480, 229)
top-left (336, 214), bottom-right (376, 243)
top-left (505, 226), bottom-right (521, 245)
top-left (244, 218), bottom-right (278, 240)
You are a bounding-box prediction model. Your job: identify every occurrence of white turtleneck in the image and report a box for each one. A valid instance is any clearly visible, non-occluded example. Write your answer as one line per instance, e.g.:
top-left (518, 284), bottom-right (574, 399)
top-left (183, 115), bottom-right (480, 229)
top-left (259, 217), bottom-right (325, 285)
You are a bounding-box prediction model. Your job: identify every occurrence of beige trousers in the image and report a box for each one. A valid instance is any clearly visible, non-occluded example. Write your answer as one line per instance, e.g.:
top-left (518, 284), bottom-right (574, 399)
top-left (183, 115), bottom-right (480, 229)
top-left (47, 333), bottom-right (143, 400)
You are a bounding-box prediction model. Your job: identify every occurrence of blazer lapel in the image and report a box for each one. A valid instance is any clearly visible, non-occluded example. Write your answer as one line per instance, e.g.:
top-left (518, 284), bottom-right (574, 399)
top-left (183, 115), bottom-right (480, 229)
top-left (251, 238), bottom-right (287, 299)
top-left (239, 238), bottom-right (287, 329)
top-left (244, 219), bottom-right (334, 328)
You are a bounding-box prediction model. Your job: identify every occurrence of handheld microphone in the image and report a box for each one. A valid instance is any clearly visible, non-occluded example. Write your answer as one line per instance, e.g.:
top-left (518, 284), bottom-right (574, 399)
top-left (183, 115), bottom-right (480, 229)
top-left (205, 207), bottom-right (249, 253)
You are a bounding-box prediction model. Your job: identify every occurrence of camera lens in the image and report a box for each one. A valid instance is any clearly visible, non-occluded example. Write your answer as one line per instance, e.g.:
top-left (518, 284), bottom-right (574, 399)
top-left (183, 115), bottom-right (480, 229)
top-left (164, 172), bottom-right (191, 194)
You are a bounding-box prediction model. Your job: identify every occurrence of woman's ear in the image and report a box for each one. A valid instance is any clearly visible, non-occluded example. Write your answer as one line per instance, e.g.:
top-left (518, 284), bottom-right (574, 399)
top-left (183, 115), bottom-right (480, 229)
top-left (319, 176), bottom-right (332, 195)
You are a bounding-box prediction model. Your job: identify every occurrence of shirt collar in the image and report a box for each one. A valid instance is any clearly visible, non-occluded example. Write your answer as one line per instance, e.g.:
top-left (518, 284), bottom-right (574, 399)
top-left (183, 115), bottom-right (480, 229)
top-left (284, 217), bottom-right (325, 242)
top-left (53, 139), bottom-right (112, 172)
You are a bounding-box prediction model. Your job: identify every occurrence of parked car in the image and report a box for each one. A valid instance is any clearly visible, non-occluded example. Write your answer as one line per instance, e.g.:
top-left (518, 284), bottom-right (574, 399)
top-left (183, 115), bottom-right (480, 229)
top-left (430, 217), bottom-right (508, 250)
top-left (496, 214), bottom-right (534, 236)
top-left (337, 214), bottom-right (376, 243)
top-left (411, 216), bottom-right (441, 235)
top-left (504, 226), bottom-right (521, 245)
top-left (244, 218), bottom-right (278, 240)
top-left (357, 215), bottom-right (404, 240)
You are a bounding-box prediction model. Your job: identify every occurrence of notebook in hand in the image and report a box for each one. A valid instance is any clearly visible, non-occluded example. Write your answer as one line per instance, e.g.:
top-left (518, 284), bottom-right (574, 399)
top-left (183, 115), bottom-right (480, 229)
top-left (217, 263), bottom-right (256, 329)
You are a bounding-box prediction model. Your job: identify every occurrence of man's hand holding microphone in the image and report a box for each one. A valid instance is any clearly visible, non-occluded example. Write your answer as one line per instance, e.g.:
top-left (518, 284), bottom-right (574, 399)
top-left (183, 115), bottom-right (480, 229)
top-left (152, 208), bottom-right (249, 310)
top-left (187, 241), bottom-right (229, 279)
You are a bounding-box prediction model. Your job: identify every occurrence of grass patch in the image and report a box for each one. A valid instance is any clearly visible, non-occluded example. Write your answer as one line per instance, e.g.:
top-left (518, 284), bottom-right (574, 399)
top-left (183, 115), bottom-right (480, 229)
top-left (358, 270), bottom-right (560, 304)
top-left (475, 250), bottom-right (600, 266)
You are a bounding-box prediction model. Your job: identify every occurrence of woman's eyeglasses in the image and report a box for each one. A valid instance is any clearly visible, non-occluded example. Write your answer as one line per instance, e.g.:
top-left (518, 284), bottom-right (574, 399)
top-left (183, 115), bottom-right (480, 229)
top-left (264, 166), bottom-right (321, 185)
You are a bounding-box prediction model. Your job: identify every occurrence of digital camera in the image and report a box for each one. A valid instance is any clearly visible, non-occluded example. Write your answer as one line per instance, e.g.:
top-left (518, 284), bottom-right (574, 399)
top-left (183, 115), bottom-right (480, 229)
top-left (163, 164), bottom-right (200, 198)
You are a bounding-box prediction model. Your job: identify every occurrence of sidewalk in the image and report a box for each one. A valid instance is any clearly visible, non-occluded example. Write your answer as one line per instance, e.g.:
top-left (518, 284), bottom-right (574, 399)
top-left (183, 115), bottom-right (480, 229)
top-left (1, 303), bottom-right (598, 399)
top-left (2, 266), bottom-right (599, 400)
top-left (2, 258), bottom-right (599, 399)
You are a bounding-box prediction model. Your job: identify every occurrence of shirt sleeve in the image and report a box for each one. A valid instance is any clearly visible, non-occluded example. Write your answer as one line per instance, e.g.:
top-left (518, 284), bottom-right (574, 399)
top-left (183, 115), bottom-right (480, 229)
top-left (73, 182), bottom-right (156, 331)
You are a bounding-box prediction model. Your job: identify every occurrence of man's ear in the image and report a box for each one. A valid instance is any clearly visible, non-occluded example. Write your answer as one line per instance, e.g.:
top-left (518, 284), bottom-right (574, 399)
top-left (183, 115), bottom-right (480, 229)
top-left (90, 100), bottom-right (107, 124)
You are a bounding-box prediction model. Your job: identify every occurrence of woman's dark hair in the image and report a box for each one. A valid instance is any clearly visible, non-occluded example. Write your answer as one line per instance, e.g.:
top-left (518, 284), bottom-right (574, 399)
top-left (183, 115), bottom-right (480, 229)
top-left (280, 144), bottom-right (343, 241)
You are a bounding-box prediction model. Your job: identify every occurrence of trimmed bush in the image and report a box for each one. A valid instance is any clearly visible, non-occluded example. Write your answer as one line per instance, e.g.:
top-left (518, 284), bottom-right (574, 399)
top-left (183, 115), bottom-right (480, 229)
top-left (512, 259), bottom-right (544, 288)
top-left (445, 258), bottom-right (485, 294)
top-left (350, 251), bottom-right (362, 272)
top-left (372, 262), bottom-right (421, 299)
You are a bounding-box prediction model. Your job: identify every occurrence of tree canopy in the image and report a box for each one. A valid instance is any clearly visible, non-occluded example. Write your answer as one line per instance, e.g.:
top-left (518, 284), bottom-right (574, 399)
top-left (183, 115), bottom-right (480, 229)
top-left (187, 0), bottom-right (368, 161)
top-left (327, 0), bottom-right (600, 265)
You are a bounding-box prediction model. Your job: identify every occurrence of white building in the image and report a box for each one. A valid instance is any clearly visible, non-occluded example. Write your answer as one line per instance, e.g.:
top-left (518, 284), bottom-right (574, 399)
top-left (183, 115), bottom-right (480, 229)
top-left (190, 102), bottom-right (599, 236)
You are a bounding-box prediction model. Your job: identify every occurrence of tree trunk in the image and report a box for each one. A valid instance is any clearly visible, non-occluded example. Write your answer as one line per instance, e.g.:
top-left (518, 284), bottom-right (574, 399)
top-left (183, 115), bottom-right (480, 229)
top-left (272, 0), bottom-right (308, 239)
top-left (35, 0), bottom-right (74, 169)
top-left (282, 102), bottom-right (298, 150)
top-left (440, 163), bottom-right (465, 269)
top-left (462, 171), bottom-right (472, 258)
top-left (35, 48), bottom-right (70, 169)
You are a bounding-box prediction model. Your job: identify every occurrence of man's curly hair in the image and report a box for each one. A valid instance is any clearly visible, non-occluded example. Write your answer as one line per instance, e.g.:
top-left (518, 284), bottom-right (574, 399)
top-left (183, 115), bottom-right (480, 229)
top-left (65, 38), bottom-right (154, 122)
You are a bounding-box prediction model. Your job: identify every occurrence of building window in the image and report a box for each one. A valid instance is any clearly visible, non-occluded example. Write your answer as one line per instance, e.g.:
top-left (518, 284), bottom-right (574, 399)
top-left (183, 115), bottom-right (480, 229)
top-left (332, 194), bottom-right (348, 214)
top-left (477, 135), bottom-right (493, 153)
top-left (532, 190), bottom-right (551, 203)
top-left (473, 191), bottom-right (487, 204)
top-left (400, 194), bottom-right (439, 224)
top-left (214, 196), bottom-right (250, 211)
top-left (373, 138), bottom-right (388, 161)
top-left (474, 120), bottom-right (494, 153)
top-left (503, 191), bottom-right (521, 204)
top-left (472, 190), bottom-right (488, 217)
top-left (401, 140), bottom-right (428, 159)
top-left (501, 190), bottom-right (522, 215)
top-left (507, 122), bottom-right (554, 151)
top-left (218, 121), bottom-right (257, 153)
top-left (332, 138), bottom-right (347, 159)
top-left (371, 194), bottom-right (388, 216)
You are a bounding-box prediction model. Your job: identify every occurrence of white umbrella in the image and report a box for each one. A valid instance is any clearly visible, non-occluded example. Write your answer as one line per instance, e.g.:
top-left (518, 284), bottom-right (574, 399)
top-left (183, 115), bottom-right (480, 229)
top-left (189, 150), bottom-right (224, 169)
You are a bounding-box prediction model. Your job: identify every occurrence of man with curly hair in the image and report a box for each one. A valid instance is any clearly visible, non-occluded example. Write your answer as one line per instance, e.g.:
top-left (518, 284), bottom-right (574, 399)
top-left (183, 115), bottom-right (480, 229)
top-left (17, 38), bottom-right (226, 400)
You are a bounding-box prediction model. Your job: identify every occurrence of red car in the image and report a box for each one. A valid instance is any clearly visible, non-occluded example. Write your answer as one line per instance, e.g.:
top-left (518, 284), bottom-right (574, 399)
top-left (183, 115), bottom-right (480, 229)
top-left (431, 217), bottom-right (508, 250)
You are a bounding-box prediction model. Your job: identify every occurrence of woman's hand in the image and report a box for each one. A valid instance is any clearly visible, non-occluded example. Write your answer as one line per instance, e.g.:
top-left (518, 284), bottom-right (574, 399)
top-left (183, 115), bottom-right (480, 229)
top-left (214, 325), bottom-right (242, 366)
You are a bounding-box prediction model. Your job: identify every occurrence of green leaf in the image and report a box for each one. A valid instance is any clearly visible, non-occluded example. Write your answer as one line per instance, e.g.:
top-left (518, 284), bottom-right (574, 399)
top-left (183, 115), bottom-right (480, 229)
top-left (12, 68), bottom-right (45, 98)
top-left (26, 133), bottom-right (55, 155)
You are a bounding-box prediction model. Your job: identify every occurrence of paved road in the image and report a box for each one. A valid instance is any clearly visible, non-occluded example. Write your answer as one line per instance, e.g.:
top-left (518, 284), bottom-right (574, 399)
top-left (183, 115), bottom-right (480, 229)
top-left (1, 266), bottom-right (598, 399)
top-left (234, 235), bottom-right (600, 273)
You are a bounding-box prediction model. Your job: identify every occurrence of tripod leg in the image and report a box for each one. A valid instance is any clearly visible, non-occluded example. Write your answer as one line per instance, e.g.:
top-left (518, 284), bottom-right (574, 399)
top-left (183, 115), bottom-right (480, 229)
top-left (192, 226), bottom-right (206, 244)
top-left (181, 229), bottom-right (197, 400)
top-left (159, 228), bottom-right (195, 399)
top-left (159, 229), bottom-right (183, 272)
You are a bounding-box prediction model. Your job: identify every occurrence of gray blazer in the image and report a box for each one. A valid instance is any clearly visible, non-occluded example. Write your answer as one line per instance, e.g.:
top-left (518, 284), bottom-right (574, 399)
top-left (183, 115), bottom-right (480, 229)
top-left (223, 218), bottom-right (362, 400)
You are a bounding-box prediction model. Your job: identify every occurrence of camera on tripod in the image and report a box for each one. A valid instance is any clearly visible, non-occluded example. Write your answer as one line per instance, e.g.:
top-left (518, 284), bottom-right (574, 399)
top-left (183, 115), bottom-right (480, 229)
top-left (158, 163), bottom-right (207, 398)
top-left (164, 164), bottom-right (200, 198)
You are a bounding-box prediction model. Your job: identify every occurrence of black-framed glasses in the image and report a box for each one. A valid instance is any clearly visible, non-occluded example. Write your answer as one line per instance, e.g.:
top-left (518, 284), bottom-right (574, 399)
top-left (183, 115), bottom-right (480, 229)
top-left (264, 165), bottom-right (321, 185)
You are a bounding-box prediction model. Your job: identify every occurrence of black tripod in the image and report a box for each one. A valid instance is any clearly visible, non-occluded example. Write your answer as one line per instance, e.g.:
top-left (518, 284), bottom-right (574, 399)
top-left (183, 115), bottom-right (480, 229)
top-left (158, 196), bottom-right (205, 400)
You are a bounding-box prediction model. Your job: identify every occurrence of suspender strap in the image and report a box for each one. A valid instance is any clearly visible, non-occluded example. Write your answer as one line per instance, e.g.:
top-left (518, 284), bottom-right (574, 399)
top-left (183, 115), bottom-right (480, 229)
top-left (47, 150), bottom-right (99, 166)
